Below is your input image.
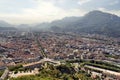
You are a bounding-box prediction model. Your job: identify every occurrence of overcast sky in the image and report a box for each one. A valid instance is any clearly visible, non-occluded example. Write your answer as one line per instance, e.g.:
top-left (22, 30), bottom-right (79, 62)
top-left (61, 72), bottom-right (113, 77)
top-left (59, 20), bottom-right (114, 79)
top-left (0, 0), bottom-right (120, 24)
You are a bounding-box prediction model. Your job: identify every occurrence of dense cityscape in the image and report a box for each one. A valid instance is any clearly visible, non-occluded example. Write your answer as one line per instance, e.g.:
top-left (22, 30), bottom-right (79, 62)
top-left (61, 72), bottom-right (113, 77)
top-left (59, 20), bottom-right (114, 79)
top-left (0, 31), bottom-right (120, 80)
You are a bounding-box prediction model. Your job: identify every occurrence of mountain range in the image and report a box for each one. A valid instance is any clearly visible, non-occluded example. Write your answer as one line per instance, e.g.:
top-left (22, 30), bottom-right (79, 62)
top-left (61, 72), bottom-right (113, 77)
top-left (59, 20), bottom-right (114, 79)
top-left (0, 10), bottom-right (120, 37)
top-left (30, 10), bottom-right (120, 37)
top-left (0, 20), bottom-right (16, 31)
top-left (49, 10), bottom-right (120, 37)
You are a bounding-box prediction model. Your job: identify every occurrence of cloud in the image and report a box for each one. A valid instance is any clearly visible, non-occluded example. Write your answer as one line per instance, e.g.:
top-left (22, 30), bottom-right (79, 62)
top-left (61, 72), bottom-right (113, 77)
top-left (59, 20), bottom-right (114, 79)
top-left (78, 0), bottom-right (91, 5)
top-left (106, 10), bottom-right (120, 16)
top-left (98, 7), bottom-right (106, 11)
top-left (97, 7), bottom-right (120, 16)
top-left (109, 0), bottom-right (119, 5)
top-left (0, 0), bottom-right (86, 24)
top-left (0, 0), bottom-right (119, 25)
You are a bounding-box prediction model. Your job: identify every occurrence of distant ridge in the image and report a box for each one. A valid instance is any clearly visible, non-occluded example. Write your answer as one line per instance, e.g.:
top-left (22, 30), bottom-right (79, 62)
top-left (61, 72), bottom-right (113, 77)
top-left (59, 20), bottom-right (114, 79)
top-left (0, 10), bottom-right (120, 37)
top-left (50, 10), bottom-right (120, 37)
top-left (0, 20), bottom-right (16, 31)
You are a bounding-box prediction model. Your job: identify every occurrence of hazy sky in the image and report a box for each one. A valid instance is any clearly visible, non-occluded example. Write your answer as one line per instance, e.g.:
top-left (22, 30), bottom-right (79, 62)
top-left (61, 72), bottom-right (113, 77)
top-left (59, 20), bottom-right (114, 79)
top-left (0, 0), bottom-right (120, 24)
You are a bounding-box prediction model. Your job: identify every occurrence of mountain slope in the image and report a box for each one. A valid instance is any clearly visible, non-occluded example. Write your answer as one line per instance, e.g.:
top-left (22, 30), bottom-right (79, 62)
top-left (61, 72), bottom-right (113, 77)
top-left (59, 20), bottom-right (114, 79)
top-left (30, 17), bottom-right (81, 31)
top-left (51, 10), bottom-right (120, 37)
top-left (0, 20), bottom-right (16, 31)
